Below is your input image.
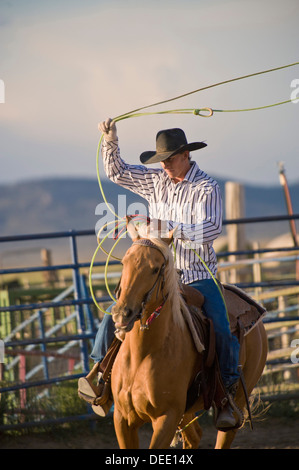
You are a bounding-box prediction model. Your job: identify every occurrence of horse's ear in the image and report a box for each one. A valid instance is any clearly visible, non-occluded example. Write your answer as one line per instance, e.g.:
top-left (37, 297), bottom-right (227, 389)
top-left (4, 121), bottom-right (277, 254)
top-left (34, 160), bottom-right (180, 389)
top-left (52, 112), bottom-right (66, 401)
top-left (126, 215), bottom-right (133, 225)
top-left (160, 228), bottom-right (176, 246)
top-left (126, 215), bottom-right (141, 241)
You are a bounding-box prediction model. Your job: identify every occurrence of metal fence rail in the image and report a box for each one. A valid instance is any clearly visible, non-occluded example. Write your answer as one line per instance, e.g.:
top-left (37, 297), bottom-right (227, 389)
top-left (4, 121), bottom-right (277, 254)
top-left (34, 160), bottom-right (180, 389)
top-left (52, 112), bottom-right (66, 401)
top-left (0, 213), bottom-right (299, 431)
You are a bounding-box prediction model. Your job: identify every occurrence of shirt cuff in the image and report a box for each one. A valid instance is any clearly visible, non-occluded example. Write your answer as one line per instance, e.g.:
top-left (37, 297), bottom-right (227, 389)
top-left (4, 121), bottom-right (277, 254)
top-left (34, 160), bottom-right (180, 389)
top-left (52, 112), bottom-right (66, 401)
top-left (103, 137), bottom-right (119, 144)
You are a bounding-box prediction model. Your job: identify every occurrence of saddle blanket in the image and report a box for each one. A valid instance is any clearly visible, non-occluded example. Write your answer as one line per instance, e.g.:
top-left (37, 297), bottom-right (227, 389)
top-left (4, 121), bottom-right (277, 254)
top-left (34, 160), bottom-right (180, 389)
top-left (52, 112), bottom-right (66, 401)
top-left (222, 283), bottom-right (266, 337)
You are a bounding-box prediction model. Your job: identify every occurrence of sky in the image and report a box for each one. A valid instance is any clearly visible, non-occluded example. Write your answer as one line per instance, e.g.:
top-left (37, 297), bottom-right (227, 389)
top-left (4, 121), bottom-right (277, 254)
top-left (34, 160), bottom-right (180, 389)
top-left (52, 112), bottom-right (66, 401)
top-left (0, 0), bottom-right (299, 187)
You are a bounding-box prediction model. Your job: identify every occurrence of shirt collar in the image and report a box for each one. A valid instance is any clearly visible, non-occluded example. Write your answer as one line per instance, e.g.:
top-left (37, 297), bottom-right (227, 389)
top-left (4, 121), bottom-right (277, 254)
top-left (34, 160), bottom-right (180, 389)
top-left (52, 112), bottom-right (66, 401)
top-left (183, 161), bottom-right (199, 182)
top-left (162, 161), bottom-right (201, 185)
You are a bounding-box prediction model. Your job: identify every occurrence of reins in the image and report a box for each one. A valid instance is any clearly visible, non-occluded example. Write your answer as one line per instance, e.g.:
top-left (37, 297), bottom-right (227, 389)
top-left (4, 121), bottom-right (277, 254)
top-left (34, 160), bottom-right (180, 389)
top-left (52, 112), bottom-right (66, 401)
top-left (139, 294), bottom-right (169, 331)
top-left (132, 239), bottom-right (169, 331)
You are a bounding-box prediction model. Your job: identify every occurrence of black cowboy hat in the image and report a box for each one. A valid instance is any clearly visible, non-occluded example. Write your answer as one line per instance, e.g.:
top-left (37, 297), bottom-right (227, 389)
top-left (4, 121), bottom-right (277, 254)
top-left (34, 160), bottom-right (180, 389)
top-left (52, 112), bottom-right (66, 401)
top-left (140, 128), bottom-right (207, 164)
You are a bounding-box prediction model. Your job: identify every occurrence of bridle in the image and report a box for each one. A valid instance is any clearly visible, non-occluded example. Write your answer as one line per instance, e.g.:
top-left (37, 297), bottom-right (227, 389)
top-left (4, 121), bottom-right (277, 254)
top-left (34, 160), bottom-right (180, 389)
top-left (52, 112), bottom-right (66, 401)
top-left (115, 238), bottom-right (169, 331)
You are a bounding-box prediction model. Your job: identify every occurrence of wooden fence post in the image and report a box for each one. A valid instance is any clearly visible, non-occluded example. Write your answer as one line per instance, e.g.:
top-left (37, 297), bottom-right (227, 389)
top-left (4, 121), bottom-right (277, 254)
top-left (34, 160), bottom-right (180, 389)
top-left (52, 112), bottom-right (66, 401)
top-left (41, 249), bottom-right (58, 287)
top-left (278, 295), bottom-right (291, 381)
top-left (19, 354), bottom-right (27, 421)
top-left (252, 241), bottom-right (262, 300)
top-left (225, 182), bottom-right (247, 283)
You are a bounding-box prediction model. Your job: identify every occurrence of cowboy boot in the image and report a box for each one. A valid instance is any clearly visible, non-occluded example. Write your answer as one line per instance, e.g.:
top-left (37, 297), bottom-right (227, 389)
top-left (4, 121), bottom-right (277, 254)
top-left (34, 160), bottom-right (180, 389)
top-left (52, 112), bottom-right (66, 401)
top-left (78, 362), bottom-right (103, 399)
top-left (78, 363), bottom-right (113, 416)
top-left (215, 382), bottom-right (240, 429)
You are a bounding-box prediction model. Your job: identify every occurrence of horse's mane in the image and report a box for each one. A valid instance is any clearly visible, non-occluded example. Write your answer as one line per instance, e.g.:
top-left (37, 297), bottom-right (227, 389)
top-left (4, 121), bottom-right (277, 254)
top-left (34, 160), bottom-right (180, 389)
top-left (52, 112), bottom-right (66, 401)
top-left (146, 237), bottom-right (189, 331)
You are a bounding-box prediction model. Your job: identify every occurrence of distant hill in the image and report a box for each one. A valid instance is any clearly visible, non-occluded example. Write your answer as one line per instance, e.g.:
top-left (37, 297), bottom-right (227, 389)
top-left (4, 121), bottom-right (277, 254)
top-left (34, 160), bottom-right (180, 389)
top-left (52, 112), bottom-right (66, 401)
top-left (0, 176), bottom-right (298, 240)
top-left (0, 177), bottom-right (145, 236)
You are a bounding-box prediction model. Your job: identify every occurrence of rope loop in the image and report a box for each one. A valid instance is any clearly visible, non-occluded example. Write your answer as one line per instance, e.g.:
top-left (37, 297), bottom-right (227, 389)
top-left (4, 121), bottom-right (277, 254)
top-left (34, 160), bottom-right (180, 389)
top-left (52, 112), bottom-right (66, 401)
top-left (193, 107), bottom-right (213, 117)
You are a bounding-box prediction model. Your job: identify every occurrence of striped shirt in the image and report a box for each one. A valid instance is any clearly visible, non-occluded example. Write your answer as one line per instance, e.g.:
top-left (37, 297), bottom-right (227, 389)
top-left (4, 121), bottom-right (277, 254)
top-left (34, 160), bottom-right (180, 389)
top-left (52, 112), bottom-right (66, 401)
top-left (102, 139), bottom-right (223, 284)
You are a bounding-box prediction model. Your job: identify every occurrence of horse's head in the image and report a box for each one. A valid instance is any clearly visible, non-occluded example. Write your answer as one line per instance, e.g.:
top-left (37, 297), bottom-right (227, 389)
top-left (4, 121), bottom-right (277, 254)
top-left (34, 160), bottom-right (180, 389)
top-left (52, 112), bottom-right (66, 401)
top-left (111, 217), bottom-right (174, 334)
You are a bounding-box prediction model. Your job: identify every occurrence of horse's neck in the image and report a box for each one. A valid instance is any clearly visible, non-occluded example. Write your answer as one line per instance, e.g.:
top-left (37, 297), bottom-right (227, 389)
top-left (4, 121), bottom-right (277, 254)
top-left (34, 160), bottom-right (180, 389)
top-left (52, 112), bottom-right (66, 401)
top-left (128, 296), bottom-right (181, 355)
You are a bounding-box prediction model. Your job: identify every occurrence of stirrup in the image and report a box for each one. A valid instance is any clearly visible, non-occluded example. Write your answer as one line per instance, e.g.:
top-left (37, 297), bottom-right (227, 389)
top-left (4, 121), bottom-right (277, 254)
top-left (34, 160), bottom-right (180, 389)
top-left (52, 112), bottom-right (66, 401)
top-left (91, 382), bottom-right (113, 417)
top-left (78, 375), bottom-right (113, 417)
top-left (92, 400), bottom-right (113, 417)
top-left (215, 382), bottom-right (244, 431)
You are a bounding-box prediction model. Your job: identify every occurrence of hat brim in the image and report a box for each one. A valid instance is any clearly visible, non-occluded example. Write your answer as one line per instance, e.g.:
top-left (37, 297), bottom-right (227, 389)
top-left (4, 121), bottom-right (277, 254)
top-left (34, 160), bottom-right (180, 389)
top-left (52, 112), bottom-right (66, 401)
top-left (140, 142), bottom-right (207, 164)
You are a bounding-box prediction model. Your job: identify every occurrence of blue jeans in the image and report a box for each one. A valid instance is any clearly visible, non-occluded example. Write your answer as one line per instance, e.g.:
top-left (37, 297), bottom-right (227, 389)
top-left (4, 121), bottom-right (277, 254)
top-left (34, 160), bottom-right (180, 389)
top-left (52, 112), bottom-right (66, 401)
top-left (90, 280), bottom-right (240, 388)
top-left (90, 304), bottom-right (116, 364)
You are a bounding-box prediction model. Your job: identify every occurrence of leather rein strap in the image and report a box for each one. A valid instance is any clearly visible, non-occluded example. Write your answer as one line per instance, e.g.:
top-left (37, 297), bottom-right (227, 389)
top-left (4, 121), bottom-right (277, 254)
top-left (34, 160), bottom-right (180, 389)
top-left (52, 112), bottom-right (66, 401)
top-left (132, 238), bottom-right (167, 259)
top-left (132, 239), bottom-right (168, 330)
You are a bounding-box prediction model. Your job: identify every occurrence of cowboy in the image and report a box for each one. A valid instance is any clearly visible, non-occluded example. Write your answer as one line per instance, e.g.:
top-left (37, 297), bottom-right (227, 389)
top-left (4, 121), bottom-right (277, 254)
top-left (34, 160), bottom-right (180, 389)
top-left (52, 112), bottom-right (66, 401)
top-left (78, 118), bottom-right (240, 428)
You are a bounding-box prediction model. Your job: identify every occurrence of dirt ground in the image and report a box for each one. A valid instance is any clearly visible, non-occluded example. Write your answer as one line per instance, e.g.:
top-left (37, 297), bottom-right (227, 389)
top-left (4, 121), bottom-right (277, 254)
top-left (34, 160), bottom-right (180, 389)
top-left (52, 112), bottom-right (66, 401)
top-left (0, 416), bottom-right (298, 449)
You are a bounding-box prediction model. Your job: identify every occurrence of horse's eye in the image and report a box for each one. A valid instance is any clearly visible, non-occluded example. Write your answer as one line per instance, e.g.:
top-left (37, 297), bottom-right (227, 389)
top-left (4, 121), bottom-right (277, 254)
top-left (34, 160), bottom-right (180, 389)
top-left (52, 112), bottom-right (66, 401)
top-left (153, 267), bottom-right (159, 274)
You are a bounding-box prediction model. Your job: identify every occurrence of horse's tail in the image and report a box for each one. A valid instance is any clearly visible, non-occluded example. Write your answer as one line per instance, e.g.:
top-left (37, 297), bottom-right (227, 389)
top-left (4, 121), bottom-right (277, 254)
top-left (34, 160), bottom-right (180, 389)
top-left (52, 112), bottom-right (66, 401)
top-left (244, 390), bottom-right (271, 426)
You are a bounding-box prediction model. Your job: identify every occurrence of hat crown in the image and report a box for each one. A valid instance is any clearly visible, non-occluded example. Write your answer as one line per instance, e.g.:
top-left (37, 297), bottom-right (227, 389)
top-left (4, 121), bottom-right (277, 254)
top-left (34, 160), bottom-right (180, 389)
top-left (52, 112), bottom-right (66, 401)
top-left (156, 128), bottom-right (188, 153)
top-left (139, 128), bottom-right (206, 164)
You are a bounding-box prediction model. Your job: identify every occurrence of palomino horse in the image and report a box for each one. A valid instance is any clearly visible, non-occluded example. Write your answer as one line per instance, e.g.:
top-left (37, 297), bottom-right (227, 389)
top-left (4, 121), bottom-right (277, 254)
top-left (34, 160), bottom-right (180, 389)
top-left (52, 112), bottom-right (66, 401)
top-left (110, 223), bottom-right (268, 449)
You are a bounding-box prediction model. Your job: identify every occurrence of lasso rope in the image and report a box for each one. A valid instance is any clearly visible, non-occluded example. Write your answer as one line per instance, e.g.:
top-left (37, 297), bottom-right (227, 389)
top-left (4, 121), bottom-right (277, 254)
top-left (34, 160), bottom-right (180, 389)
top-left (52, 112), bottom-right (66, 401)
top-left (90, 60), bottom-right (299, 312)
top-left (113, 61), bottom-right (299, 118)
